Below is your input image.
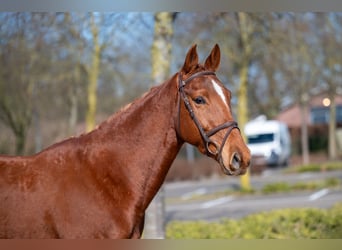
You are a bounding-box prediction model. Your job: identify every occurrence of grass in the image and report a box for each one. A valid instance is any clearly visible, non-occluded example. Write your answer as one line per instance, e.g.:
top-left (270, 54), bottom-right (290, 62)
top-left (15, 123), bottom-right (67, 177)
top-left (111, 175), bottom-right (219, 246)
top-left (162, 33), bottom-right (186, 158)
top-left (261, 178), bottom-right (340, 194)
top-left (166, 202), bottom-right (342, 239)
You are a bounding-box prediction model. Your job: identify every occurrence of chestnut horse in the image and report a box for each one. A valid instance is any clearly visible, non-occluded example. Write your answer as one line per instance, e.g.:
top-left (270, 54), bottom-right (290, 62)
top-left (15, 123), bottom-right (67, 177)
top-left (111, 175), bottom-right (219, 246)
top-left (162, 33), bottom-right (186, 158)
top-left (0, 44), bottom-right (250, 238)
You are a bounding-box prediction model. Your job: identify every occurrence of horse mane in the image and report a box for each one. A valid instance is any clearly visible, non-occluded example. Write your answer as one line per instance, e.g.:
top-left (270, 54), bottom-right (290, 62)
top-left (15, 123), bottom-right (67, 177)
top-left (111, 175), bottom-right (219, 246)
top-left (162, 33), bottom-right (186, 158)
top-left (183, 64), bottom-right (206, 78)
top-left (44, 66), bottom-right (206, 151)
top-left (94, 79), bottom-right (169, 132)
top-left (92, 65), bottom-right (207, 133)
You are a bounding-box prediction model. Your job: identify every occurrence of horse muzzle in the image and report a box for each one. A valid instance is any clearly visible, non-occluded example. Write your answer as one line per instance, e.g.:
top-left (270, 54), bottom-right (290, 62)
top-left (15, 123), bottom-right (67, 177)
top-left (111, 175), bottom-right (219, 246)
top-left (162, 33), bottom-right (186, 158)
top-left (217, 150), bottom-right (250, 176)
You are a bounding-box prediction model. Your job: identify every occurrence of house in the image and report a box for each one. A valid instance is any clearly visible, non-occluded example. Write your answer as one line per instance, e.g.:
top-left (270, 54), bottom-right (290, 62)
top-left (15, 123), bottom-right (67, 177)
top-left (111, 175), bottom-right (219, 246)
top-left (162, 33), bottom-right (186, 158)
top-left (276, 91), bottom-right (342, 155)
top-left (277, 91), bottom-right (342, 128)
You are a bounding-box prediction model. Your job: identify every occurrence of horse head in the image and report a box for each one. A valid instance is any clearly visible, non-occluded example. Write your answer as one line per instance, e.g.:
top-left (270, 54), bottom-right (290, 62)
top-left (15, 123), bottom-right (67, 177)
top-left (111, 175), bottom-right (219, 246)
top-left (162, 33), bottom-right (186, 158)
top-left (176, 44), bottom-right (251, 176)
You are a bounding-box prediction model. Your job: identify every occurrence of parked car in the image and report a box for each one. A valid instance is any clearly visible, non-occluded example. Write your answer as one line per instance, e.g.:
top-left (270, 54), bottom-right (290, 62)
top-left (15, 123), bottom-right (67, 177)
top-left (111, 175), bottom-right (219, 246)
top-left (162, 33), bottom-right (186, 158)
top-left (245, 116), bottom-right (291, 167)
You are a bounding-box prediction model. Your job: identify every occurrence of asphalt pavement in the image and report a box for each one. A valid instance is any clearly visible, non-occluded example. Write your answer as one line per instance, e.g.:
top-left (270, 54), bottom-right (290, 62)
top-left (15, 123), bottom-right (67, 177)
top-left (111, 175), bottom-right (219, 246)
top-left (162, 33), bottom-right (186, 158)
top-left (163, 168), bottom-right (342, 222)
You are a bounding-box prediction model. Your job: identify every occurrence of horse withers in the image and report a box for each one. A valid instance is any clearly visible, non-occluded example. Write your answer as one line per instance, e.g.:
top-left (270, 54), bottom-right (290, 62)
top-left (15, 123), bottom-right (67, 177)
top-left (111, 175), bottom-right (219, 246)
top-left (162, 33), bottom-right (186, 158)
top-left (0, 44), bottom-right (250, 238)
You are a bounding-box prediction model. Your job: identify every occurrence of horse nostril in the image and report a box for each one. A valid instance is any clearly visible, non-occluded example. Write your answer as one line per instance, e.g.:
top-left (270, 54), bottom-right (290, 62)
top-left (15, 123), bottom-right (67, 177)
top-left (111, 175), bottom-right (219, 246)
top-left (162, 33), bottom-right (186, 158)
top-left (231, 152), bottom-right (241, 170)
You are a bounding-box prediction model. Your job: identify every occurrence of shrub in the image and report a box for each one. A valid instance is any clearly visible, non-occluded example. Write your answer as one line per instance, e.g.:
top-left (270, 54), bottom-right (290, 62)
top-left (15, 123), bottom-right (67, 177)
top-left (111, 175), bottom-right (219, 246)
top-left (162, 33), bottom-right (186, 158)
top-left (166, 203), bottom-right (342, 239)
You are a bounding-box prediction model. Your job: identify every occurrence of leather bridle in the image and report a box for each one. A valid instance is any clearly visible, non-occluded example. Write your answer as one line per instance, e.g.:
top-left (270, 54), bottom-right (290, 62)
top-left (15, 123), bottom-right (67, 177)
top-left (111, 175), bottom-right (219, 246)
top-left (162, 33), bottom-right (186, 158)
top-left (176, 70), bottom-right (240, 164)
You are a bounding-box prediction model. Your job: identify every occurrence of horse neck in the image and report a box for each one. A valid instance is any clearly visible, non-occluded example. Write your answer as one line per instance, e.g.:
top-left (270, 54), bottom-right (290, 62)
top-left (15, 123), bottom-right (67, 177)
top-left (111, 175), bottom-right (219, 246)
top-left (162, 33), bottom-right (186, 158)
top-left (88, 74), bottom-right (182, 207)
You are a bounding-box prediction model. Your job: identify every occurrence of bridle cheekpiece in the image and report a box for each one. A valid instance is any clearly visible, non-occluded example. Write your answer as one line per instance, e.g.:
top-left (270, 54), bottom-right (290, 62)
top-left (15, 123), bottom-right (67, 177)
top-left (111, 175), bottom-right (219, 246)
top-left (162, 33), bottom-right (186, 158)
top-left (176, 70), bottom-right (240, 166)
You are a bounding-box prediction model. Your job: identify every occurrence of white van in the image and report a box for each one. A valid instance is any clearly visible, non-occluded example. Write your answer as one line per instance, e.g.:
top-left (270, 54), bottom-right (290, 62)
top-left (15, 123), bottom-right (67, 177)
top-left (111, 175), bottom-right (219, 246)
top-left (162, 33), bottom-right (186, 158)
top-left (244, 116), bottom-right (291, 167)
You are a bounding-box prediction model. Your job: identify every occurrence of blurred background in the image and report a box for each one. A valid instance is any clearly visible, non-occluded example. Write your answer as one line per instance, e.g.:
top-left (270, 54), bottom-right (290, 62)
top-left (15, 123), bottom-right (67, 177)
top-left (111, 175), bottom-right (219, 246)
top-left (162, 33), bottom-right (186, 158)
top-left (0, 12), bottom-right (341, 238)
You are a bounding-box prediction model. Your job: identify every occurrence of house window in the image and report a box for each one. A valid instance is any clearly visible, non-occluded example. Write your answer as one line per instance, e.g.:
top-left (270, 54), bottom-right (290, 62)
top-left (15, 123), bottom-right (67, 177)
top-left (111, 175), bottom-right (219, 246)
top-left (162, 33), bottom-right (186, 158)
top-left (311, 107), bottom-right (329, 124)
top-left (311, 105), bottom-right (342, 124)
top-left (337, 106), bottom-right (342, 123)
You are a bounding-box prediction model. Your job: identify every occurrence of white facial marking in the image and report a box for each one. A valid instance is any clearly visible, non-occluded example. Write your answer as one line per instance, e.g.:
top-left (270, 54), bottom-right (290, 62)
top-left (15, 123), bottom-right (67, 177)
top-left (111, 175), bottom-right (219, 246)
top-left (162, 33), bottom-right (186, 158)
top-left (212, 80), bottom-right (228, 106)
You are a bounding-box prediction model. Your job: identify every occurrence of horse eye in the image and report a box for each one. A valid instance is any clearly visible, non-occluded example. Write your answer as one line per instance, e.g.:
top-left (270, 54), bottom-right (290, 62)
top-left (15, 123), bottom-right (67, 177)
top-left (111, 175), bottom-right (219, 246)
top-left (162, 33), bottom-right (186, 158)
top-left (194, 96), bottom-right (206, 105)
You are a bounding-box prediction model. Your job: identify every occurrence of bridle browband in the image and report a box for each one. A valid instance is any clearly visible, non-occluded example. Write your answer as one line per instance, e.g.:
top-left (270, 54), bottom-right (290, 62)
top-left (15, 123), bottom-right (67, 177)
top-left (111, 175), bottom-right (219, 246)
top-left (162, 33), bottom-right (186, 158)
top-left (176, 70), bottom-right (240, 164)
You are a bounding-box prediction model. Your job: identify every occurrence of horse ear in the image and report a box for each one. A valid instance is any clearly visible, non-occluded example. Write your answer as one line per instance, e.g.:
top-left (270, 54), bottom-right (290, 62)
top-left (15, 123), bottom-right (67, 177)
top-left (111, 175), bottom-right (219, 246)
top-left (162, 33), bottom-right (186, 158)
top-left (181, 44), bottom-right (199, 74)
top-left (204, 44), bottom-right (220, 72)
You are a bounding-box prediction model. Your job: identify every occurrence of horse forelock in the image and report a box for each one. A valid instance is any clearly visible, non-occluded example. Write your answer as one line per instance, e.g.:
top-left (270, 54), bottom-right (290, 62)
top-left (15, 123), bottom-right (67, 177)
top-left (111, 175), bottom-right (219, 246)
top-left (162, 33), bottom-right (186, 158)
top-left (182, 64), bottom-right (206, 78)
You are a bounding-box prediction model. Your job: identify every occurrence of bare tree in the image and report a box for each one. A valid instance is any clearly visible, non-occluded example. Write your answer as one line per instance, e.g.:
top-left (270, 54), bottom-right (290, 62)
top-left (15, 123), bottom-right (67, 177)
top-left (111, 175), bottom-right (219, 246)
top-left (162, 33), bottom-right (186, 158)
top-left (234, 13), bottom-right (256, 189)
top-left (248, 14), bottom-right (289, 119)
top-left (0, 13), bottom-right (54, 154)
top-left (53, 13), bottom-right (87, 136)
top-left (151, 12), bottom-right (175, 86)
top-left (283, 14), bottom-right (320, 164)
top-left (144, 12), bottom-right (176, 239)
top-left (315, 13), bottom-right (342, 160)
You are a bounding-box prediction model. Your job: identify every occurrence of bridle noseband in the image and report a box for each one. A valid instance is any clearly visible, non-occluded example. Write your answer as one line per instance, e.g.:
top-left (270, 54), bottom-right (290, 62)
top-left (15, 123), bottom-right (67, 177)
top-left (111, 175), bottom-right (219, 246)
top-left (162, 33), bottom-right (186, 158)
top-left (176, 70), bottom-right (240, 163)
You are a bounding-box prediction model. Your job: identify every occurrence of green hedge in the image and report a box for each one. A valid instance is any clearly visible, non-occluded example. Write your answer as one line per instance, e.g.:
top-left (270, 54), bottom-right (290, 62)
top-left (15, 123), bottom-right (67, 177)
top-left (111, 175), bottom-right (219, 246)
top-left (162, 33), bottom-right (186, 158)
top-left (166, 203), bottom-right (342, 239)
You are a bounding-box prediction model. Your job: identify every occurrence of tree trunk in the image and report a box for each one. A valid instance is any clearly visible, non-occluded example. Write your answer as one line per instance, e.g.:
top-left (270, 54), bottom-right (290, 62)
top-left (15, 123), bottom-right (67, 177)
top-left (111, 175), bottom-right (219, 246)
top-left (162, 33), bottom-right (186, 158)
top-left (237, 60), bottom-right (249, 130)
top-left (300, 93), bottom-right (310, 165)
top-left (150, 12), bottom-right (174, 86)
top-left (68, 63), bottom-right (82, 136)
top-left (236, 12), bottom-right (251, 191)
top-left (0, 94), bottom-right (32, 155)
top-left (328, 91), bottom-right (337, 160)
top-left (264, 59), bottom-right (280, 119)
top-left (86, 14), bottom-right (101, 132)
top-left (33, 108), bottom-right (42, 153)
top-left (68, 89), bottom-right (78, 136)
top-left (144, 12), bottom-right (174, 239)
top-left (15, 128), bottom-right (26, 155)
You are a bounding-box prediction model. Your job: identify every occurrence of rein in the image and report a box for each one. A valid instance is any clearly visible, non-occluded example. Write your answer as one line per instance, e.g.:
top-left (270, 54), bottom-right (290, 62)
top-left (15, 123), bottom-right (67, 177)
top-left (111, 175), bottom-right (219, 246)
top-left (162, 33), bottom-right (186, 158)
top-left (176, 71), bottom-right (240, 163)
